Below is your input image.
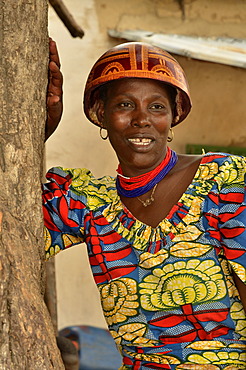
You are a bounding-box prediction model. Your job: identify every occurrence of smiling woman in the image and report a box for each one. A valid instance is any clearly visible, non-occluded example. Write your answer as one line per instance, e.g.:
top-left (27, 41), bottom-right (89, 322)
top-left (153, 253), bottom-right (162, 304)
top-left (44, 41), bottom-right (246, 369)
top-left (96, 78), bottom-right (174, 175)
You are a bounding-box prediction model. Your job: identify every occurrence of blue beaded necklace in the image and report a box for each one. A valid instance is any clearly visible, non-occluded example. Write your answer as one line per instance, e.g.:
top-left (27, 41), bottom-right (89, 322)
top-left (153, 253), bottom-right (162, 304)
top-left (116, 147), bottom-right (178, 198)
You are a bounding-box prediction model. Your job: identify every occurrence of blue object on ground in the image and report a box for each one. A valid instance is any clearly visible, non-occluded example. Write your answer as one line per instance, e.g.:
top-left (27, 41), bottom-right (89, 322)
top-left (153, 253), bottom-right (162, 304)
top-left (59, 325), bottom-right (122, 370)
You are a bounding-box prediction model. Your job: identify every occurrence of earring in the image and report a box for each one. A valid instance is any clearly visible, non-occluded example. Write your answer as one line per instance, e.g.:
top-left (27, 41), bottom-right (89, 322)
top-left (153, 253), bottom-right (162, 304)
top-left (167, 128), bottom-right (174, 142)
top-left (100, 127), bottom-right (108, 140)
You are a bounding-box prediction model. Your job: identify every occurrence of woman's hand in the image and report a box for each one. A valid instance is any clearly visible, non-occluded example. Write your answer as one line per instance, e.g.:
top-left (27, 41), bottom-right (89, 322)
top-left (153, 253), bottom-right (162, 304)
top-left (45, 38), bottom-right (63, 141)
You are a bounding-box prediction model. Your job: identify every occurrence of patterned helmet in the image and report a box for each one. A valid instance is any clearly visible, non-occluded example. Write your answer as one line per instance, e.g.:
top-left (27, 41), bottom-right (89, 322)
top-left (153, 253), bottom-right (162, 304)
top-left (83, 42), bottom-right (191, 127)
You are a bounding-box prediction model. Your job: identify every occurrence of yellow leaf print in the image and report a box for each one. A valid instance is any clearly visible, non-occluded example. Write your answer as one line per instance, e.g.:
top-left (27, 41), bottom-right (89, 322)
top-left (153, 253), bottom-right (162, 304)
top-left (139, 249), bottom-right (169, 269)
top-left (220, 159), bottom-right (243, 184)
top-left (49, 246), bottom-right (55, 256)
top-left (55, 244), bottom-right (61, 254)
top-left (182, 197), bottom-right (204, 224)
top-left (229, 261), bottom-right (246, 283)
top-left (44, 227), bottom-right (51, 251)
top-left (67, 168), bottom-right (116, 206)
top-left (124, 349), bottom-right (181, 365)
top-left (87, 187), bottom-right (115, 209)
top-left (177, 365), bottom-right (220, 369)
top-left (214, 158), bottom-right (244, 189)
top-left (170, 242), bottom-right (212, 258)
top-left (186, 341), bottom-right (225, 350)
top-left (198, 162), bottom-right (219, 180)
top-left (103, 198), bottom-right (122, 222)
top-left (232, 311), bottom-right (246, 339)
top-left (231, 302), bottom-right (246, 321)
top-left (187, 350), bottom-right (246, 366)
top-left (182, 193), bottom-right (203, 211)
top-left (99, 278), bottom-right (139, 326)
top-left (229, 343), bottom-right (246, 350)
top-left (220, 258), bottom-right (239, 299)
top-left (139, 259), bottom-right (227, 310)
top-left (88, 184), bottom-right (116, 210)
top-left (66, 168), bottom-right (90, 193)
top-left (110, 323), bottom-right (157, 346)
top-left (172, 225), bottom-right (202, 243)
top-left (62, 233), bottom-right (84, 248)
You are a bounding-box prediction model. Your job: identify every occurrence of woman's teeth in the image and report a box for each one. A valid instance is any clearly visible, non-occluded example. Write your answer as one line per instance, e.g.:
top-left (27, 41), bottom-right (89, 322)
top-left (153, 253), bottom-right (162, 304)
top-left (128, 138), bottom-right (152, 146)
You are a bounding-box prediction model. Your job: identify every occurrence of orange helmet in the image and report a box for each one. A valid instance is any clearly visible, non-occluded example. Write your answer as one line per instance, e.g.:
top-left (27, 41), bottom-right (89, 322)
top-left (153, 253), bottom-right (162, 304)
top-left (83, 42), bottom-right (191, 127)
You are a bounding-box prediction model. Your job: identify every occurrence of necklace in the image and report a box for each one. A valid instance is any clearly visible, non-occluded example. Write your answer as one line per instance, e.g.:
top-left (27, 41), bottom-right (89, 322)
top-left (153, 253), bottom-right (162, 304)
top-left (116, 147), bottom-right (178, 198)
top-left (137, 183), bottom-right (157, 207)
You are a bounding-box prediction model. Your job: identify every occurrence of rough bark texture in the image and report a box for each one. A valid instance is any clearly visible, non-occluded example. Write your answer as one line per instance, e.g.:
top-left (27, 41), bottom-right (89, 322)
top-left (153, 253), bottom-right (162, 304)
top-left (0, 1), bottom-right (64, 368)
top-left (45, 259), bottom-right (58, 334)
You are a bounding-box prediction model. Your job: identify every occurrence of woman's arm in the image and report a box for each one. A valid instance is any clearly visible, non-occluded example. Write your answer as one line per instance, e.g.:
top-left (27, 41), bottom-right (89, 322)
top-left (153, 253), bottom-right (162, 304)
top-left (45, 38), bottom-right (63, 141)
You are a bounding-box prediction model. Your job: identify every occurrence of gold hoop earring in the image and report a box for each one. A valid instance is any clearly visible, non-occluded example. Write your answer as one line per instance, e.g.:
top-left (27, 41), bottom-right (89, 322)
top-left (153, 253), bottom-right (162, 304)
top-left (100, 127), bottom-right (108, 140)
top-left (167, 128), bottom-right (174, 142)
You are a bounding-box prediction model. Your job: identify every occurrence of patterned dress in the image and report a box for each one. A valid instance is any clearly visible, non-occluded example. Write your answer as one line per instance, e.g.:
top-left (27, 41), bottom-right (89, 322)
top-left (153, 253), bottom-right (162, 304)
top-left (43, 153), bottom-right (246, 369)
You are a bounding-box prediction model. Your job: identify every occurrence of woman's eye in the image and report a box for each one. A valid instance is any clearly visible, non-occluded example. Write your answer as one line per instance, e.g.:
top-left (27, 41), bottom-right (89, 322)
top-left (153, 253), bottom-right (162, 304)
top-left (118, 102), bottom-right (132, 108)
top-left (150, 103), bottom-right (164, 110)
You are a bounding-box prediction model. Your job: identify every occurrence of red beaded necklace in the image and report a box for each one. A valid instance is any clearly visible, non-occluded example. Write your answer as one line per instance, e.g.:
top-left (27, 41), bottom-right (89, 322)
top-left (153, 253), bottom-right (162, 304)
top-left (116, 147), bottom-right (178, 197)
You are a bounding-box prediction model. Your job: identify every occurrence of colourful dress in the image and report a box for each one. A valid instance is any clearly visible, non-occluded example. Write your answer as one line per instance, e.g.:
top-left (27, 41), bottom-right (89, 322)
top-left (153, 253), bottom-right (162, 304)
top-left (43, 153), bottom-right (246, 369)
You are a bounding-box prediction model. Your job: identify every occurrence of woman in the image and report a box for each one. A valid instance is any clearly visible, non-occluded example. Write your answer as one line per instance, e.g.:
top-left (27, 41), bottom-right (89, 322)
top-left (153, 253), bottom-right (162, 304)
top-left (45, 40), bottom-right (246, 369)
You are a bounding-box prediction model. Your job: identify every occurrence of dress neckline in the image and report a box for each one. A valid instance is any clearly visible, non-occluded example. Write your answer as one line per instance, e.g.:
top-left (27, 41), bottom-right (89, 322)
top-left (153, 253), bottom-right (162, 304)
top-left (101, 152), bottom-right (227, 250)
top-left (116, 154), bottom-right (208, 231)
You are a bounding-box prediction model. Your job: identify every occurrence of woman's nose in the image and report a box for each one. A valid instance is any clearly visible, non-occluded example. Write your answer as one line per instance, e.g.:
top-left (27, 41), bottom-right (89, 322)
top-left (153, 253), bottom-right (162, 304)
top-left (131, 108), bottom-right (150, 127)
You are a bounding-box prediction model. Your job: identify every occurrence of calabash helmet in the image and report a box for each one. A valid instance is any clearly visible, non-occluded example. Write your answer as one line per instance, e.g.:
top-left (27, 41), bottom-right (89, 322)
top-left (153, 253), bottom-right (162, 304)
top-left (83, 42), bottom-right (191, 127)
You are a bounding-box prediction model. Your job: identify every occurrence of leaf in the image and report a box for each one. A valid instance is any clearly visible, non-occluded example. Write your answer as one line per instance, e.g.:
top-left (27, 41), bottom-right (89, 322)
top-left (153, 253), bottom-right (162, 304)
top-left (172, 225), bottom-right (202, 242)
top-left (139, 250), bottom-right (169, 269)
top-left (171, 242), bottom-right (212, 257)
top-left (186, 341), bottom-right (225, 350)
top-left (229, 261), bottom-right (246, 283)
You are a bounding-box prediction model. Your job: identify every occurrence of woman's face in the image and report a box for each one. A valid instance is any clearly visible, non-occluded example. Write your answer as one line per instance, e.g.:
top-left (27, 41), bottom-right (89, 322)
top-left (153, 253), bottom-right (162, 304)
top-left (97, 78), bottom-right (174, 177)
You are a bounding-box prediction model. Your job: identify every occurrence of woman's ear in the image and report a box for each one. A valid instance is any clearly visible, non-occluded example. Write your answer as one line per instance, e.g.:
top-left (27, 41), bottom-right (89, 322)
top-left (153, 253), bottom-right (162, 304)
top-left (95, 100), bottom-right (105, 127)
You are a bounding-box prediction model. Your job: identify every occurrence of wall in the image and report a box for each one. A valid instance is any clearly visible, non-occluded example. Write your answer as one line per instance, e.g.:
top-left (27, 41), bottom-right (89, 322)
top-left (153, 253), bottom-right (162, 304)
top-left (47, 0), bottom-right (246, 330)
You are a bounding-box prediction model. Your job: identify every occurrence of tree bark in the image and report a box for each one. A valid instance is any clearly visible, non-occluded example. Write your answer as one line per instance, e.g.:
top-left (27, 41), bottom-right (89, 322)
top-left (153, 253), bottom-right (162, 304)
top-left (0, 1), bottom-right (64, 368)
top-left (45, 259), bottom-right (58, 334)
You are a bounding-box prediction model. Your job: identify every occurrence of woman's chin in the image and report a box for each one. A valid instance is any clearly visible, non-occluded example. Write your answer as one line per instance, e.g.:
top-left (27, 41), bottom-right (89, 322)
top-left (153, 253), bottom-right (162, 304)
top-left (120, 156), bottom-right (165, 176)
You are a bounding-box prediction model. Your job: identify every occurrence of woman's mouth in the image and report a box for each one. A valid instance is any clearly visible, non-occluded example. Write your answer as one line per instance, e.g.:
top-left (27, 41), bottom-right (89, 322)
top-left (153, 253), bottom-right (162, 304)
top-left (128, 138), bottom-right (153, 146)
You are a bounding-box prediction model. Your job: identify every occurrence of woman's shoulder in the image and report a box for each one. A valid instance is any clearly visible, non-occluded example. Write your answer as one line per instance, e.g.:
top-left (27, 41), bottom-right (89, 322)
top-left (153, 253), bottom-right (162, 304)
top-left (192, 152), bottom-right (246, 190)
top-left (45, 167), bottom-right (95, 191)
top-left (46, 166), bottom-right (115, 184)
top-left (177, 152), bottom-right (246, 170)
top-left (45, 167), bottom-right (117, 206)
top-left (200, 152), bottom-right (246, 177)
top-left (201, 151), bottom-right (245, 164)
top-left (174, 152), bottom-right (245, 189)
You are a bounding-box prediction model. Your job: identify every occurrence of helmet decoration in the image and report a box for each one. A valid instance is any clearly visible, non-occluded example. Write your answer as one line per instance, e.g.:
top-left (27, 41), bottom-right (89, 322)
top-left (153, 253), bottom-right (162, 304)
top-left (83, 42), bottom-right (191, 127)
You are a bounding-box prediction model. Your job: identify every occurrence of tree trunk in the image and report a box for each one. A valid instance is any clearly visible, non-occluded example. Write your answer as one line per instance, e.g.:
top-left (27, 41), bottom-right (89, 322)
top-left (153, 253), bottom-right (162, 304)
top-left (0, 1), bottom-right (64, 368)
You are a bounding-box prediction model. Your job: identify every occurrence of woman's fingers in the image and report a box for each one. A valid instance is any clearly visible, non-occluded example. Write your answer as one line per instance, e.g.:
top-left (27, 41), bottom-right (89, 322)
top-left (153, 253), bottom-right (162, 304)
top-left (48, 60), bottom-right (63, 96)
top-left (49, 37), bottom-right (61, 68)
top-left (45, 38), bottom-right (63, 141)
